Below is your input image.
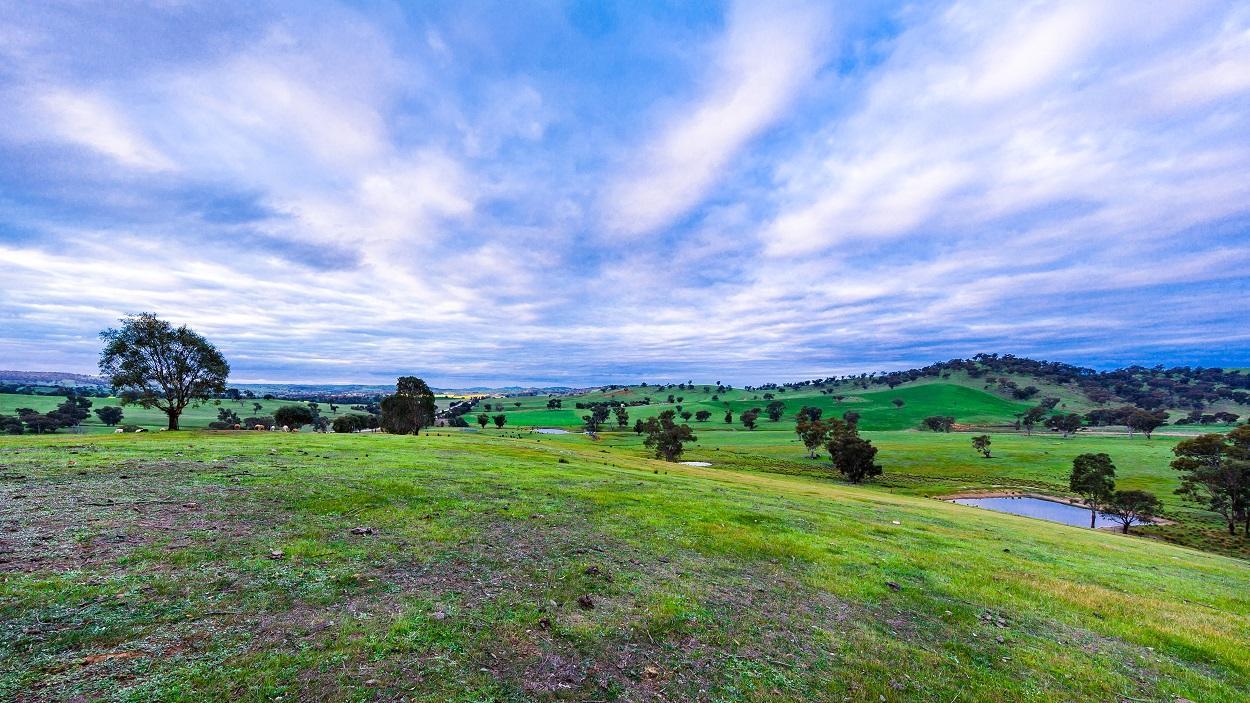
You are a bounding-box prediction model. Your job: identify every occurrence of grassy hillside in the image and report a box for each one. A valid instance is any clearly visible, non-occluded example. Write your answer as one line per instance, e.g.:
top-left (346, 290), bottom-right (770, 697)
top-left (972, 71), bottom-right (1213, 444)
top-left (494, 382), bottom-right (1033, 432)
top-left (576, 428), bottom-right (1242, 556)
top-left (2, 431), bottom-right (1248, 702)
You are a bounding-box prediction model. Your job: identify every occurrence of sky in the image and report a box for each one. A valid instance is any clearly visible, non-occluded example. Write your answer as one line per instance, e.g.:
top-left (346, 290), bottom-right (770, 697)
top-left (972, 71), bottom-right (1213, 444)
top-left (1, 0), bottom-right (1249, 387)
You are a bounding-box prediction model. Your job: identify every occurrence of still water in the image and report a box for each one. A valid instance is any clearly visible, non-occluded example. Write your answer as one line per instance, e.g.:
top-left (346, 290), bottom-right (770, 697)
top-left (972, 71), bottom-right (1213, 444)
top-left (949, 496), bottom-right (1143, 528)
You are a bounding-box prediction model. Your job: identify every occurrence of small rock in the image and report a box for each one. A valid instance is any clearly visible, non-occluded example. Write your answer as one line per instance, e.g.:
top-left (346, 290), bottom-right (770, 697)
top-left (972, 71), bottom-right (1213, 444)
top-left (268, 550), bottom-right (285, 560)
top-left (584, 565), bottom-right (601, 576)
top-left (577, 594), bottom-right (595, 610)
top-left (350, 527), bottom-right (374, 535)
top-left (431, 610), bottom-right (447, 621)
top-left (364, 679), bottom-right (378, 686)
top-left (886, 581), bottom-right (901, 591)
top-left (891, 520), bottom-right (901, 525)
top-left (537, 616), bottom-right (552, 630)
top-left (643, 665), bottom-right (659, 679)
top-left (182, 502), bottom-right (199, 509)
top-left (996, 635), bottom-right (1005, 644)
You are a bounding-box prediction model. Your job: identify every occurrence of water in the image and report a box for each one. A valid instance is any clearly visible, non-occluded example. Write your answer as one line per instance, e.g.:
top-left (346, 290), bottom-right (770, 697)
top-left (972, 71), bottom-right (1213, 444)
top-left (533, 428), bottom-right (570, 434)
top-left (949, 496), bottom-right (1144, 528)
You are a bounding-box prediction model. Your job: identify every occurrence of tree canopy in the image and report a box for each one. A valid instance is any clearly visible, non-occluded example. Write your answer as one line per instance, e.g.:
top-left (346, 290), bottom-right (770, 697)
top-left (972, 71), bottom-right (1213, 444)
top-left (98, 313), bottom-right (229, 430)
top-left (642, 410), bottom-right (696, 461)
top-left (1070, 453), bottom-right (1116, 528)
top-left (380, 376), bottom-right (437, 435)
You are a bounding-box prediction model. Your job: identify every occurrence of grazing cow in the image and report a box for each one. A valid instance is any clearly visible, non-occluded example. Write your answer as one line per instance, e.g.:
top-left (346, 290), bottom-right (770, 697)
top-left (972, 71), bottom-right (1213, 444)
top-left (254, 424), bottom-right (266, 431)
top-left (114, 428), bottom-right (124, 434)
top-left (282, 425), bottom-right (291, 432)
top-left (135, 428), bottom-right (147, 433)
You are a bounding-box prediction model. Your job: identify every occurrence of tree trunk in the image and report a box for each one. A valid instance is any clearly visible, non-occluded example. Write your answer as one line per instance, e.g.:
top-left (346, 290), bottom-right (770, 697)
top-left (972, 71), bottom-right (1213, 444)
top-left (1121, 523), bottom-right (1129, 534)
top-left (167, 410), bottom-right (180, 431)
top-left (1230, 519), bottom-right (1237, 536)
top-left (1090, 508), bottom-right (1097, 529)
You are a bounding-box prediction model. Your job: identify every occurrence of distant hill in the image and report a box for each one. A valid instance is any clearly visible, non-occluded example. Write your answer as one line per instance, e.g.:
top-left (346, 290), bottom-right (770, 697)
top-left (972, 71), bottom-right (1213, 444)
top-left (752, 354), bottom-right (1250, 421)
top-left (0, 370), bottom-right (107, 386)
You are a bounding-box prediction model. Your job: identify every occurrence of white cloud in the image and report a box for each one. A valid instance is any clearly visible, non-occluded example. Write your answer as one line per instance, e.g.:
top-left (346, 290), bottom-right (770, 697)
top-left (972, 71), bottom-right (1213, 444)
top-left (761, 0), bottom-right (1250, 257)
top-left (36, 89), bottom-right (175, 171)
top-left (601, 0), bottom-right (836, 237)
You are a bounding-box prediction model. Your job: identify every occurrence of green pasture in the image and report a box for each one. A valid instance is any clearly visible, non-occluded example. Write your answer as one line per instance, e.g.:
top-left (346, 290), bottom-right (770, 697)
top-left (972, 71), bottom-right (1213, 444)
top-left (1, 430), bottom-right (1247, 701)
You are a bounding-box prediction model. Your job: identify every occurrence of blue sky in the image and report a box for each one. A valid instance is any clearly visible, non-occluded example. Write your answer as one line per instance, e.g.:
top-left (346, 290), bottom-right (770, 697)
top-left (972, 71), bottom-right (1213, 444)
top-left (1, 1), bottom-right (1248, 386)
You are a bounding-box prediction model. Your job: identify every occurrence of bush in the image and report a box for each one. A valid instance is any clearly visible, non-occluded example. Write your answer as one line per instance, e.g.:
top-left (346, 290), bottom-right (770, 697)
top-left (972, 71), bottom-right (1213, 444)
top-left (332, 414), bottom-right (375, 433)
top-left (274, 405), bottom-right (315, 430)
top-left (243, 416), bottom-right (275, 429)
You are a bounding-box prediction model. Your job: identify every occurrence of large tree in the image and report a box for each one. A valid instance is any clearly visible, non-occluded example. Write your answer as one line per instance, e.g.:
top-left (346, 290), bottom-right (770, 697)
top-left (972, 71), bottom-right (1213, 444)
top-left (98, 313), bottom-right (229, 430)
top-left (94, 404), bottom-right (124, 426)
top-left (274, 404), bottom-right (314, 431)
top-left (797, 416), bottom-right (840, 459)
top-left (971, 434), bottom-right (992, 458)
top-left (380, 376), bottom-right (437, 435)
top-left (1171, 426), bottom-right (1250, 535)
top-left (642, 410), bottom-right (696, 461)
top-left (1127, 409), bottom-right (1168, 439)
top-left (741, 408), bottom-right (761, 430)
top-left (1104, 490), bottom-right (1161, 534)
top-left (1069, 453), bottom-right (1116, 528)
top-left (1047, 413), bottom-right (1083, 438)
top-left (1021, 405), bottom-right (1047, 435)
top-left (827, 429), bottom-right (882, 483)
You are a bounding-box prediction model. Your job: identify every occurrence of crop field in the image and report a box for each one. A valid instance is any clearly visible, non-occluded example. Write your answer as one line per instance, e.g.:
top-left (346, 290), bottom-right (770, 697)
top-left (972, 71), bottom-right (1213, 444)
top-left (2, 430), bottom-right (1248, 702)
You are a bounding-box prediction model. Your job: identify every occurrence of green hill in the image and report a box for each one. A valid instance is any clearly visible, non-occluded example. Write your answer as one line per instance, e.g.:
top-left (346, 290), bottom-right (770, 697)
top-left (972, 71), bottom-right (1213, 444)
top-left (475, 382), bottom-right (1034, 432)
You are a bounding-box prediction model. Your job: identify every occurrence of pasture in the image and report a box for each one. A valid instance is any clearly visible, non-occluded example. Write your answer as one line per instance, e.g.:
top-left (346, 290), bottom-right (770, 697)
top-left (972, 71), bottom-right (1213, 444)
top-left (2, 430), bottom-right (1248, 702)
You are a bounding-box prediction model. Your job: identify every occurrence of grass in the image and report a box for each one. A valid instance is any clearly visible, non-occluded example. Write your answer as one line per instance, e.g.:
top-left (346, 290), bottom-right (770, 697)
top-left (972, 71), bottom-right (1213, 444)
top-left (2, 429), bottom-right (1248, 702)
top-left (488, 382), bottom-right (1035, 432)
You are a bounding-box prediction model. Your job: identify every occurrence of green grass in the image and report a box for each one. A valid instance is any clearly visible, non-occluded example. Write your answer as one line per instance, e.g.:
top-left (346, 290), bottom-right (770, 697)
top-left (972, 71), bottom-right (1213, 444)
top-left (488, 382), bottom-right (1035, 432)
top-left (2, 430), bottom-right (1248, 702)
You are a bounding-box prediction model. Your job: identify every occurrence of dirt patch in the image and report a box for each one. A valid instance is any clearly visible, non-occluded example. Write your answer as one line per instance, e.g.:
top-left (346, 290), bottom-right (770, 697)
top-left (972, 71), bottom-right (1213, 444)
top-left (0, 461), bottom-right (264, 573)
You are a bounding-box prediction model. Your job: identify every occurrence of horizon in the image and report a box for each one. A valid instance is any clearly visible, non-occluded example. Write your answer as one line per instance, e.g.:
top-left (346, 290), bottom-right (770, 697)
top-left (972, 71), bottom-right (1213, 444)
top-left (3, 351), bottom-right (1248, 390)
top-left (2, 1), bottom-right (1249, 385)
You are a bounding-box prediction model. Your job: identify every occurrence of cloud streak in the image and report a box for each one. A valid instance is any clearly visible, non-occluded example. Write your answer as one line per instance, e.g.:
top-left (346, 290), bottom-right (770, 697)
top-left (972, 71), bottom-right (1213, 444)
top-left (0, 0), bottom-right (1247, 385)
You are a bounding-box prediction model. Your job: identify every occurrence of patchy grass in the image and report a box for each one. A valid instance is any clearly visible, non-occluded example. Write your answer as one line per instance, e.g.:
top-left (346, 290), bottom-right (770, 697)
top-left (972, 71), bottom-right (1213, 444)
top-left (1, 431), bottom-right (1248, 702)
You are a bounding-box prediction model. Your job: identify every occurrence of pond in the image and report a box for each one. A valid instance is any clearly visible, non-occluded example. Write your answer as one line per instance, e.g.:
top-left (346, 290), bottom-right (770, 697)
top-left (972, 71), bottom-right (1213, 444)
top-left (533, 428), bottom-right (571, 434)
top-left (948, 495), bottom-right (1145, 528)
